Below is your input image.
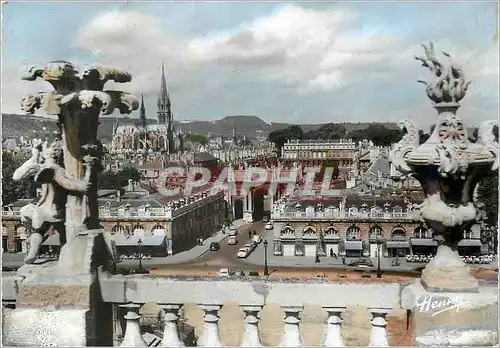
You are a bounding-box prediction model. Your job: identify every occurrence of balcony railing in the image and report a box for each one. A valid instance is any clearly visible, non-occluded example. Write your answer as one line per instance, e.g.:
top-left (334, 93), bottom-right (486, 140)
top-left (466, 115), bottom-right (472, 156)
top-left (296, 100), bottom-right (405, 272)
top-left (100, 276), bottom-right (400, 347)
top-left (1, 211), bottom-right (21, 217)
top-left (272, 210), bottom-right (419, 220)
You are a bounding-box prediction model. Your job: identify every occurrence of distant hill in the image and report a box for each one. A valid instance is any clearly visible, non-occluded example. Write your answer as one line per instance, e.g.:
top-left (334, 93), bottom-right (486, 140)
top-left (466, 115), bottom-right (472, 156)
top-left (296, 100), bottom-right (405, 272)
top-left (2, 113), bottom-right (399, 142)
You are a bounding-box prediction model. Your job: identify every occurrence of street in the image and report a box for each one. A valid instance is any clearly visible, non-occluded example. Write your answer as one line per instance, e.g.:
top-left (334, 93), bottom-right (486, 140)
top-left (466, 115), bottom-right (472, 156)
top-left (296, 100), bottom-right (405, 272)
top-left (3, 220), bottom-right (498, 282)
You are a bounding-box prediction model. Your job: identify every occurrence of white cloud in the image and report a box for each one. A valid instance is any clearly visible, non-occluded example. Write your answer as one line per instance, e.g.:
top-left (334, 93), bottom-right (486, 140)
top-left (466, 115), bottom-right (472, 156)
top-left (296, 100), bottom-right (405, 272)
top-left (184, 5), bottom-right (407, 92)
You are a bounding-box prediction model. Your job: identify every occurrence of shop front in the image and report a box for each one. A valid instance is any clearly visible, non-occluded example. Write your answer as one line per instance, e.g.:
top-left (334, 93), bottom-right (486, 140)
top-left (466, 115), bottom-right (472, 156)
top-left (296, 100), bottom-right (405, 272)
top-left (386, 240), bottom-right (410, 257)
top-left (457, 239), bottom-right (482, 256)
top-left (410, 238), bottom-right (437, 255)
top-left (343, 240), bottom-right (364, 257)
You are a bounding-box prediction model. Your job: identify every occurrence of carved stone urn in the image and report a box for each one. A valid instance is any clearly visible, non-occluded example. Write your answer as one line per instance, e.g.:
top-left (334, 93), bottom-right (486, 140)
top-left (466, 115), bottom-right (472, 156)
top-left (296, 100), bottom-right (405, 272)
top-left (389, 43), bottom-right (499, 292)
top-left (20, 61), bottom-right (139, 275)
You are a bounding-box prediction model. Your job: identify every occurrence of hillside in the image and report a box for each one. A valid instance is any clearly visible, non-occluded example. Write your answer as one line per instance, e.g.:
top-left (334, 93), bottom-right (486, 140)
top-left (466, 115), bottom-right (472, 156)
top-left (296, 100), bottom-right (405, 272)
top-left (2, 113), bottom-right (399, 142)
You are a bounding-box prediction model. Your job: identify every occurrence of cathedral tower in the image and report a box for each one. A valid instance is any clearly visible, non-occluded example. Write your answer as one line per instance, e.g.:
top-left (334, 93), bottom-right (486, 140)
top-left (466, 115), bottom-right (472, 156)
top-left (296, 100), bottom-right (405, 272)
top-left (139, 94), bottom-right (147, 128)
top-left (157, 62), bottom-right (175, 153)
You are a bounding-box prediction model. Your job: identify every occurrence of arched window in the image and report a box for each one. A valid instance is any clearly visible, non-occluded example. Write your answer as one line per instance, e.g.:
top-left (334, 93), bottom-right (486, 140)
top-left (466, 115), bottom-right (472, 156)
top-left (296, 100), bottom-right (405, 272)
top-left (152, 224), bottom-right (165, 236)
top-left (391, 227), bottom-right (406, 240)
top-left (111, 225), bottom-right (125, 235)
top-left (303, 225), bottom-right (315, 235)
top-left (325, 225), bottom-right (339, 236)
top-left (132, 224), bottom-right (145, 237)
top-left (369, 225), bottom-right (383, 240)
top-left (348, 207), bottom-right (358, 214)
top-left (414, 226), bottom-right (429, 239)
top-left (346, 225), bottom-right (361, 240)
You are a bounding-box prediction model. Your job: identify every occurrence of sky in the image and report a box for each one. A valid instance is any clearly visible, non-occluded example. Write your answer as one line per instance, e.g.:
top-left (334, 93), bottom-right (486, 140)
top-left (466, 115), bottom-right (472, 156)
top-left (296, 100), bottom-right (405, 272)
top-left (2, 1), bottom-right (499, 129)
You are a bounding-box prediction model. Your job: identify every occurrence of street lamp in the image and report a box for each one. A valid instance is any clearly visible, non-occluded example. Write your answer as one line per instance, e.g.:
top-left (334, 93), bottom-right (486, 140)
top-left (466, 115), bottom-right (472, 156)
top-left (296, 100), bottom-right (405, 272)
top-left (263, 239), bottom-right (269, 276)
top-left (376, 236), bottom-right (383, 278)
top-left (137, 238), bottom-right (143, 272)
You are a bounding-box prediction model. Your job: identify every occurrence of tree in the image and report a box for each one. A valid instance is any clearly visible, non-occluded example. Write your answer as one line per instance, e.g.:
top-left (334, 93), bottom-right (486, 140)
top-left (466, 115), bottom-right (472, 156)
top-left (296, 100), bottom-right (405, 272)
top-left (347, 125), bottom-right (404, 146)
top-left (185, 134), bottom-right (208, 146)
top-left (268, 125), bottom-right (304, 152)
top-left (98, 167), bottom-right (143, 191)
top-left (304, 123), bottom-right (347, 140)
top-left (2, 151), bottom-right (34, 205)
top-left (476, 170), bottom-right (498, 227)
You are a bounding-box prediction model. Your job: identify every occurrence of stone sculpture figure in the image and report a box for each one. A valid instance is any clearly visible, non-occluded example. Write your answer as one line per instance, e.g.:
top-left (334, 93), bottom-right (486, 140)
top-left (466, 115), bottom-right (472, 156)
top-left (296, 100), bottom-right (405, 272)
top-left (389, 43), bottom-right (499, 292)
top-left (19, 61), bottom-right (138, 274)
top-left (13, 138), bottom-right (92, 264)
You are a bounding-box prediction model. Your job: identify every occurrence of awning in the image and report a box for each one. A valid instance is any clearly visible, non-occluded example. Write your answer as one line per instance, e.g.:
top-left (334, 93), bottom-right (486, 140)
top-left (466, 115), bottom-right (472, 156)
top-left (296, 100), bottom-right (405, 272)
top-left (458, 239), bottom-right (482, 247)
top-left (410, 238), bottom-right (437, 247)
top-left (344, 240), bottom-right (363, 250)
top-left (42, 234), bottom-right (60, 246)
top-left (386, 241), bottom-right (410, 248)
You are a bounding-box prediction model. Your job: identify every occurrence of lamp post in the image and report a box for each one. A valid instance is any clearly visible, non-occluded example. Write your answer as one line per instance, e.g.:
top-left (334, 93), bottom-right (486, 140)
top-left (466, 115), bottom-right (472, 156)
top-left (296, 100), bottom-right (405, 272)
top-left (376, 237), bottom-right (383, 279)
top-left (263, 239), bottom-right (269, 276)
top-left (137, 238), bottom-right (143, 272)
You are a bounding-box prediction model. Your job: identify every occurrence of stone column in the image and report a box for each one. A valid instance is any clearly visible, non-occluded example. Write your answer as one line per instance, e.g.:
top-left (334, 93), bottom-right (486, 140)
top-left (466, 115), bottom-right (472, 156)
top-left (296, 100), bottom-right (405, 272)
top-left (279, 306), bottom-right (304, 347)
top-left (322, 307), bottom-right (346, 347)
top-left (240, 305), bottom-right (263, 347)
top-left (197, 305), bottom-right (224, 347)
top-left (158, 303), bottom-right (184, 347)
top-left (367, 308), bottom-right (390, 347)
top-left (119, 303), bottom-right (147, 347)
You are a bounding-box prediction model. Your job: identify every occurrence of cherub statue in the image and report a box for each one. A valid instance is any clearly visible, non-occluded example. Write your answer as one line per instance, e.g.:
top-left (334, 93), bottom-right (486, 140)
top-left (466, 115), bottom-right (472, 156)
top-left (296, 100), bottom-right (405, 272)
top-left (13, 139), bottom-right (93, 264)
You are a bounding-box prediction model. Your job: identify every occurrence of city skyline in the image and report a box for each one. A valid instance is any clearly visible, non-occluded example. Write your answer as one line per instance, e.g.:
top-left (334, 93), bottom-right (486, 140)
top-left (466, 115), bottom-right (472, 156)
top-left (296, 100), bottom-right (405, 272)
top-left (2, 1), bottom-right (498, 128)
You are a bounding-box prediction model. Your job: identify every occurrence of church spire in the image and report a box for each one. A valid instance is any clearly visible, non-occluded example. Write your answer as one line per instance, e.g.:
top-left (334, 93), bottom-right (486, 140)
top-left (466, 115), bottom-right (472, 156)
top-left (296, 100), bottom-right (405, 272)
top-left (157, 62), bottom-right (175, 153)
top-left (139, 94), bottom-right (147, 128)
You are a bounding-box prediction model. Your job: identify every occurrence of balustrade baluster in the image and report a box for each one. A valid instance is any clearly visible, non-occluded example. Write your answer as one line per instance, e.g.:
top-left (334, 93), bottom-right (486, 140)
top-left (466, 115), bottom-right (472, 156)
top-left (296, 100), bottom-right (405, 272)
top-left (322, 307), bottom-right (345, 347)
top-left (119, 303), bottom-right (147, 347)
top-left (240, 305), bottom-right (263, 347)
top-left (279, 306), bottom-right (304, 347)
top-left (368, 308), bottom-right (390, 347)
top-left (158, 303), bottom-right (185, 347)
top-left (198, 304), bottom-right (224, 347)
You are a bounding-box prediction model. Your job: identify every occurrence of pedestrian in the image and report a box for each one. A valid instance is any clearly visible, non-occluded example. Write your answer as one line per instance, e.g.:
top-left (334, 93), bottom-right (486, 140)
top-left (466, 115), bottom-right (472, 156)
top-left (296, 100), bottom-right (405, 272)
top-left (342, 256), bottom-right (345, 265)
top-left (315, 255), bottom-right (320, 263)
top-left (248, 231), bottom-right (252, 239)
top-left (330, 248), bottom-right (334, 257)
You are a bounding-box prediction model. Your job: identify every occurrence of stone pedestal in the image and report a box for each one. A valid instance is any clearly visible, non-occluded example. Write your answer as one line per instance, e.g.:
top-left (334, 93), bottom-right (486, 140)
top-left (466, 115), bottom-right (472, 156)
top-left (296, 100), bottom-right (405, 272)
top-left (2, 230), bottom-right (116, 347)
top-left (401, 280), bottom-right (498, 346)
top-left (421, 245), bottom-right (479, 293)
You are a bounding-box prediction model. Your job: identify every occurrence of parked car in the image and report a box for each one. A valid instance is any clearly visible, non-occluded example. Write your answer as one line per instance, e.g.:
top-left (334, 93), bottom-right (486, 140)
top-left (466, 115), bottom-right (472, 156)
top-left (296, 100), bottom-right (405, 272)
top-left (218, 268), bottom-right (230, 277)
top-left (348, 258), bottom-right (374, 268)
top-left (265, 222), bottom-right (273, 230)
top-left (237, 248), bottom-right (249, 258)
top-left (252, 235), bottom-right (263, 244)
top-left (262, 216), bottom-right (269, 222)
top-left (210, 242), bottom-right (220, 251)
top-left (248, 271), bottom-right (259, 277)
top-left (228, 225), bottom-right (237, 236)
top-left (227, 236), bottom-right (238, 245)
top-left (244, 242), bottom-right (256, 252)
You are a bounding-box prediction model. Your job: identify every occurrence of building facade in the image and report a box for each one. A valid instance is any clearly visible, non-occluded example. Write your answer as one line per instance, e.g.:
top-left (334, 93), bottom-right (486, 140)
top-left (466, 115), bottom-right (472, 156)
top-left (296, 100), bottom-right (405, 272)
top-left (270, 193), bottom-right (484, 258)
top-left (2, 188), bottom-right (226, 256)
top-left (281, 139), bottom-right (356, 167)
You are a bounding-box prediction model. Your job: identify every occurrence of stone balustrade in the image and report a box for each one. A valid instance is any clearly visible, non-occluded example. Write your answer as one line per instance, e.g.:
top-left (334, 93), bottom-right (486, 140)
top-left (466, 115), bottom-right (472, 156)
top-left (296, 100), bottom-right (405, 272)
top-left (99, 276), bottom-right (399, 347)
top-left (271, 210), bottom-right (420, 221)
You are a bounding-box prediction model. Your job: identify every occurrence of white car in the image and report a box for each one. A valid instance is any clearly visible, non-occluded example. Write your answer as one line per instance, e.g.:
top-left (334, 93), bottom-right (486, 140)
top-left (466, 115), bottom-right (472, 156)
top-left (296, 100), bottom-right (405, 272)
top-left (227, 236), bottom-right (237, 245)
top-left (253, 235), bottom-right (263, 244)
top-left (218, 268), bottom-right (230, 277)
top-left (265, 222), bottom-right (273, 230)
top-left (244, 242), bottom-right (256, 252)
top-left (228, 225), bottom-right (237, 236)
top-left (237, 248), bottom-right (249, 258)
